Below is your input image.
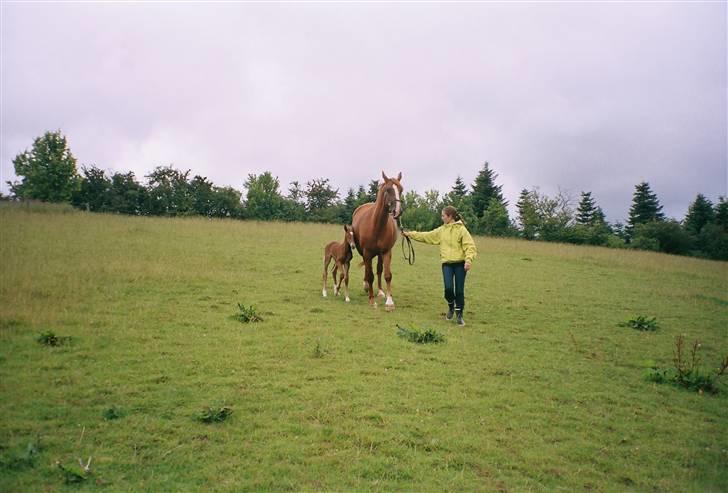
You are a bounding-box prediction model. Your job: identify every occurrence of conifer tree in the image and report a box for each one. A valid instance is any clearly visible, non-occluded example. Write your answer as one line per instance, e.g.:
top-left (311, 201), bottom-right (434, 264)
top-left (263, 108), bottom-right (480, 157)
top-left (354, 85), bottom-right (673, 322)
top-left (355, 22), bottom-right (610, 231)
top-left (516, 188), bottom-right (538, 240)
top-left (576, 191), bottom-right (597, 225)
top-left (451, 175), bottom-right (468, 198)
top-left (684, 194), bottom-right (714, 235)
top-left (715, 197), bottom-right (728, 230)
top-left (366, 180), bottom-right (380, 202)
top-left (470, 162), bottom-right (506, 218)
top-left (626, 181), bottom-right (664, 239)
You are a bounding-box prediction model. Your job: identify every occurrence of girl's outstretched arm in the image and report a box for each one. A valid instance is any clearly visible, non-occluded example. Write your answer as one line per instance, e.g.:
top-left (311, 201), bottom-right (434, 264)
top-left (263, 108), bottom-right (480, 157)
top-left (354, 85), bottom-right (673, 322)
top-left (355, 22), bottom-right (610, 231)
top-left (406, 226), bottom-right (442, 245)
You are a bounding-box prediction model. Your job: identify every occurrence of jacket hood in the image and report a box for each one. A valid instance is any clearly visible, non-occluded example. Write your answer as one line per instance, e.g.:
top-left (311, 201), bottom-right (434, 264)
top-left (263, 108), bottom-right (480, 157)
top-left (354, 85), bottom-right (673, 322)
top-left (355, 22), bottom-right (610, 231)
top-left (443, 220), bottom-right (464, 228)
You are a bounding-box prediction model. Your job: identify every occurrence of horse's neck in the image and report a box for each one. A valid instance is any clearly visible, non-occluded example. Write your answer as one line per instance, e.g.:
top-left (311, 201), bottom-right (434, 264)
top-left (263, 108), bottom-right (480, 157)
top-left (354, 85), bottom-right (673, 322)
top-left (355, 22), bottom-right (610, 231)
top-left (371, 189), bottom-right (390, 233)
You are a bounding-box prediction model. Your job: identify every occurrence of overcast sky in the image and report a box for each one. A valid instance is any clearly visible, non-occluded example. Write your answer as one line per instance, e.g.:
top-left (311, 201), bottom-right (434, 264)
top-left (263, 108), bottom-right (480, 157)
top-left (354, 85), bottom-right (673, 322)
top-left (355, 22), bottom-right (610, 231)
top-left (2, 2), bottom-right (726, 222)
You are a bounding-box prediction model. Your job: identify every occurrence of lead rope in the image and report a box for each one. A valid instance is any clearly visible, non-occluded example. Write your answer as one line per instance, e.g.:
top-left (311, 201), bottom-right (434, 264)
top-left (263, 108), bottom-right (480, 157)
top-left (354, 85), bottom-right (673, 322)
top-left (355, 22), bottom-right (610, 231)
top-left (396, 216), bottom-right (416, 265)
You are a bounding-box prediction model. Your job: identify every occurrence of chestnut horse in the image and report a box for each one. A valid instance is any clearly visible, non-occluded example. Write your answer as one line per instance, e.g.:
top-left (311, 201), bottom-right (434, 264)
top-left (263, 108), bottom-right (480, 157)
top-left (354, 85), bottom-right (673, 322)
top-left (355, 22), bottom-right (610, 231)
top-left (322, 225), bottom-right (356, 302)
top-left (352, 171), bottom-right (403, 310)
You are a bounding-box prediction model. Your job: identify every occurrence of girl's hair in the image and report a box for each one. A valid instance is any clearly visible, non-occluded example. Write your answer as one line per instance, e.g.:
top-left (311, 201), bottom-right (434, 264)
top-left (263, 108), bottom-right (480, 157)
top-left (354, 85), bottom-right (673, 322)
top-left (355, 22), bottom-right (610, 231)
top-left (442, 205), bottom-right (464, 223)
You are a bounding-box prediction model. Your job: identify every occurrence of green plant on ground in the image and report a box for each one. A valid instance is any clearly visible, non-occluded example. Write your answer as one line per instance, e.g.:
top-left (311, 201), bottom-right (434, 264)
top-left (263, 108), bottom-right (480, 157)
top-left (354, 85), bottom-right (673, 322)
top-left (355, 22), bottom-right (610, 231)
top-left (646, 335), bottom-right (728, 394)
top-left (36, 331), bottom-right (71, 346)
top-left (0, 439), bottom-right (40, 471)
top-left (619, 315), bottom-right (659, 331)
top-left (102, 406), bottom-right (123, 420)
top-left (57, 457), bottom-right (92, 484)
top-left (234, 303), bottom-right (263, 323)
top-left (196, 404), bottom-right (233, 423)
top-left (312, 340), bottom-right (326, 358)
top-left (396, 324), bottom-right (445, 344)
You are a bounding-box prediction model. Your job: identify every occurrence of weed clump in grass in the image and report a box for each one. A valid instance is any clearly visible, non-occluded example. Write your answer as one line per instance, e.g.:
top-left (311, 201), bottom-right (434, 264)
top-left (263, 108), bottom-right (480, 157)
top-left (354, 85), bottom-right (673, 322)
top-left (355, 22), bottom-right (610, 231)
top-left (102, 406), bottom-right (123, 421)
top-left (37, 331), bottom-right (71, 346)
top-left (57, 457), bottom-right (92, 484)
top-left (1, 439), bottom-right (40, 471)
top-left (645, 335), bottom-right (728, 394)
top-left (312, 340), bottom-right (327, 358)
top-left (397, 324), bottom-right (445, 344)
top-left (619, 315), bottom-right (659, 331)
top-left (234, 303), bottom-right (263, 323)
top-left (196, 404), bottom-right (233, 423)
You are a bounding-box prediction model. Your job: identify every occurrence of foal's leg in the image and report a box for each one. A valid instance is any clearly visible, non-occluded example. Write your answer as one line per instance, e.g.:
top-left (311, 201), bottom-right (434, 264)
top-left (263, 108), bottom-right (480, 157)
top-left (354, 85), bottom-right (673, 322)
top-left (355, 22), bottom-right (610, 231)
top-left (376, 255), bottom-right (386, 298)
top-left (332, 263), bottom-right (340, 296)
top-left (322, 253), bottom-right (332, 297)
top-left (383, 250), bottom-right (395, 311)
top-left (343, 261), bottom-right (351, 302)
top-left (334, 261), bottom-right (344, 296)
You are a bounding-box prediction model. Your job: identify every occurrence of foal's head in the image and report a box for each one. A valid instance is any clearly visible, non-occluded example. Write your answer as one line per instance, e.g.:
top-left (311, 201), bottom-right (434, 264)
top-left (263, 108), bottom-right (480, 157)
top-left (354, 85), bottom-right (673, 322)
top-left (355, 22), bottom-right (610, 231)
top-left (379, 171), bottom-right (404, 219)
top-left (343, 224), bottom-right (356, 249)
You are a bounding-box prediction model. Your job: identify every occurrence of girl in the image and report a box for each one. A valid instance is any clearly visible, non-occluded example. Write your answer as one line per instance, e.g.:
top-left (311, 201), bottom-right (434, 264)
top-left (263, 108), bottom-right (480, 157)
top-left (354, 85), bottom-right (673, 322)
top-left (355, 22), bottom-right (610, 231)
top-left (403, 206), bottom-right (477, 326)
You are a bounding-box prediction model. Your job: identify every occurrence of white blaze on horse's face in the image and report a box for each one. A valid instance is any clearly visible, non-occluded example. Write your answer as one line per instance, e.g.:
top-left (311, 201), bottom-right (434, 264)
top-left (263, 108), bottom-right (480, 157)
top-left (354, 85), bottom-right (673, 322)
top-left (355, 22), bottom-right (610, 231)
top-left (393, 184), bottom-right (401, 218)
top-left (380, 171), bottom-right (404, 219)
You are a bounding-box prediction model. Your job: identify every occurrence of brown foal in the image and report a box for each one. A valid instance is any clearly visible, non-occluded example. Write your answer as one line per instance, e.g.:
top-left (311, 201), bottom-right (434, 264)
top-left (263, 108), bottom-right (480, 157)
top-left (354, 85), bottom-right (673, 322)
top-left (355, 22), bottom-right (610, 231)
top-left (322, 225), bottom-right (356, 302)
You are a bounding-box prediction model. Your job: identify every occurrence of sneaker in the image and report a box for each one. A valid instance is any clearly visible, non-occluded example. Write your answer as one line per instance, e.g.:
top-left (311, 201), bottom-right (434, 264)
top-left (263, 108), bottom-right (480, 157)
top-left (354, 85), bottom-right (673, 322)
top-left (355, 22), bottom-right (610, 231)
top-left (456, 311), bottom-right (465, 326)
top-left (445, 305), bottom-right (455, 321)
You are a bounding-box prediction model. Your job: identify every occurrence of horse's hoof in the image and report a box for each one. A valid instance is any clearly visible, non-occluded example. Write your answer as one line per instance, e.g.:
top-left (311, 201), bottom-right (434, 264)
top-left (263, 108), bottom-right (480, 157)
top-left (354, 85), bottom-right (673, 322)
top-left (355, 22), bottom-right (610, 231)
top-left (377, 290), bottom-right (386, 298)
top-left (345, 297), bottom-right (350, 303)
top-left (385, 304), bottom-right (395, 312)
top-left (322, 290), bottom-right (327, 298)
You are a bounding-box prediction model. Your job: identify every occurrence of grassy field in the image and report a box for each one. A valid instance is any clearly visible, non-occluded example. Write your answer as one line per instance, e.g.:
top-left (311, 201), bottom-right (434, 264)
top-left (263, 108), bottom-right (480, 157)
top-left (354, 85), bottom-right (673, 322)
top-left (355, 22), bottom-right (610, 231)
top-left (1, 203), bottom-right (726, 492)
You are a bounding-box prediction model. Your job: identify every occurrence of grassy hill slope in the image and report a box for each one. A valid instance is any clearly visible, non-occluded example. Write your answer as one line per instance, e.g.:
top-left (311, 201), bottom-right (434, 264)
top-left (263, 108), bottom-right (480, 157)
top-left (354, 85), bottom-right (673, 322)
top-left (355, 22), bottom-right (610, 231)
top-left (1, 204), bottom-right (726, 492)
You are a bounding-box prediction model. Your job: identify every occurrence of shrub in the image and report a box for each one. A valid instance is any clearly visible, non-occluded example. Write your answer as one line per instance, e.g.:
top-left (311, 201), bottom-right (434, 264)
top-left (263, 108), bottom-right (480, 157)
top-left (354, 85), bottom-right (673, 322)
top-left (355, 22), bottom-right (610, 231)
top-left (234, 303), bottom-right (263, 323)
top-left (37, 331), bottom-right (71, 346)
top-left (619, 315), bottom-right (659, 331)
top-left (645, 335), bottom-right (728, 394)
top-left (197, 404), bottom-right (233, 423)
top-left (102, 406), bottom-right (123, 420)
top-left (1, 439), bottom-right (40, 471)
top-left (57, 458), bottom-right (92, 484)
top-left (396, 324), bottom-right (445, 344)
top-left (312, 340), bottom-right (327, 359)
top-left (632, 220), bottom-right (694, 255)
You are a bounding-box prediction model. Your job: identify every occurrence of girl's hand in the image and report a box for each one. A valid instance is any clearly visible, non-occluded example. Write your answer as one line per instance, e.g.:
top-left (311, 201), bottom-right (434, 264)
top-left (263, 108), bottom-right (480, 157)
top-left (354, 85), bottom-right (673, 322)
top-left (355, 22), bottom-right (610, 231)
top-left (464, 261), bottom-right (472, 272)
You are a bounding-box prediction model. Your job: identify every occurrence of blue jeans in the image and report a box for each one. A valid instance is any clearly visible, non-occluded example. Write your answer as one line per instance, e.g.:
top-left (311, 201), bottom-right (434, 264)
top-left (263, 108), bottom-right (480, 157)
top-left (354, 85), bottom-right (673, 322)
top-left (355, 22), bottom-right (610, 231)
top-left (442, 262), bottom-right (467, 312)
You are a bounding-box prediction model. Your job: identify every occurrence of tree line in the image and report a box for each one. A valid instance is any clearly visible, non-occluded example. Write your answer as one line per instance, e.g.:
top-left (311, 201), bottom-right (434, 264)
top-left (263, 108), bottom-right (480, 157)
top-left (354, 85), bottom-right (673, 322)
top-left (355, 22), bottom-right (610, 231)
top-left (5, 130), bottom-right (727, 260)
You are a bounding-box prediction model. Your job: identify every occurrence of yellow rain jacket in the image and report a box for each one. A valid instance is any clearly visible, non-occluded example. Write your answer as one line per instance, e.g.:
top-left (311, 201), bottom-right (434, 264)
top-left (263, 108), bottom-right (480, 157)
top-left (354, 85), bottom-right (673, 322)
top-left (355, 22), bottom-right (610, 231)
top-left (406, 221), bottom-right (477, 264)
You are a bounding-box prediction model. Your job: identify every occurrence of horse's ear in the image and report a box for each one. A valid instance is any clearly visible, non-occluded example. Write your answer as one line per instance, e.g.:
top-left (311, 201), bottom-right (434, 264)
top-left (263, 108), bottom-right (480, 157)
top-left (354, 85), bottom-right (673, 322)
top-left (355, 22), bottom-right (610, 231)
top-left (397, 172), bottom-right (402, 181)
top-left (381, 170), bottom-right (389, 181)
top-left (343, 224), bottom-right (349, 232)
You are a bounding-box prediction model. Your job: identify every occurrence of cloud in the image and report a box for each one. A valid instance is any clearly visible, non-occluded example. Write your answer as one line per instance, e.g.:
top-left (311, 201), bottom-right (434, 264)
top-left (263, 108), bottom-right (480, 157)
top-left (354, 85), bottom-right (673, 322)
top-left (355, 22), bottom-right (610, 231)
top-left (2, 2), bottom-right (725, 221)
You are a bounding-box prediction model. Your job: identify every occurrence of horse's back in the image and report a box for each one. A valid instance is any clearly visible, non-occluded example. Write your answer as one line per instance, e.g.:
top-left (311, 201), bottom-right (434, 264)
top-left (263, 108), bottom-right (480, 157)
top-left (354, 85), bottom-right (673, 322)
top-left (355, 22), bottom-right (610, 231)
top-left (352, 202), bottom-right (374, 227)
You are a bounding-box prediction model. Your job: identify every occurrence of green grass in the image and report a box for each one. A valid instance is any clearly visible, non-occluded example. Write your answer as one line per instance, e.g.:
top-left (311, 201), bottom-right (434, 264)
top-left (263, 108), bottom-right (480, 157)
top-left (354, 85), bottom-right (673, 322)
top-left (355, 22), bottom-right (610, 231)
top-left (1, 203), bottom-right (727, 492)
